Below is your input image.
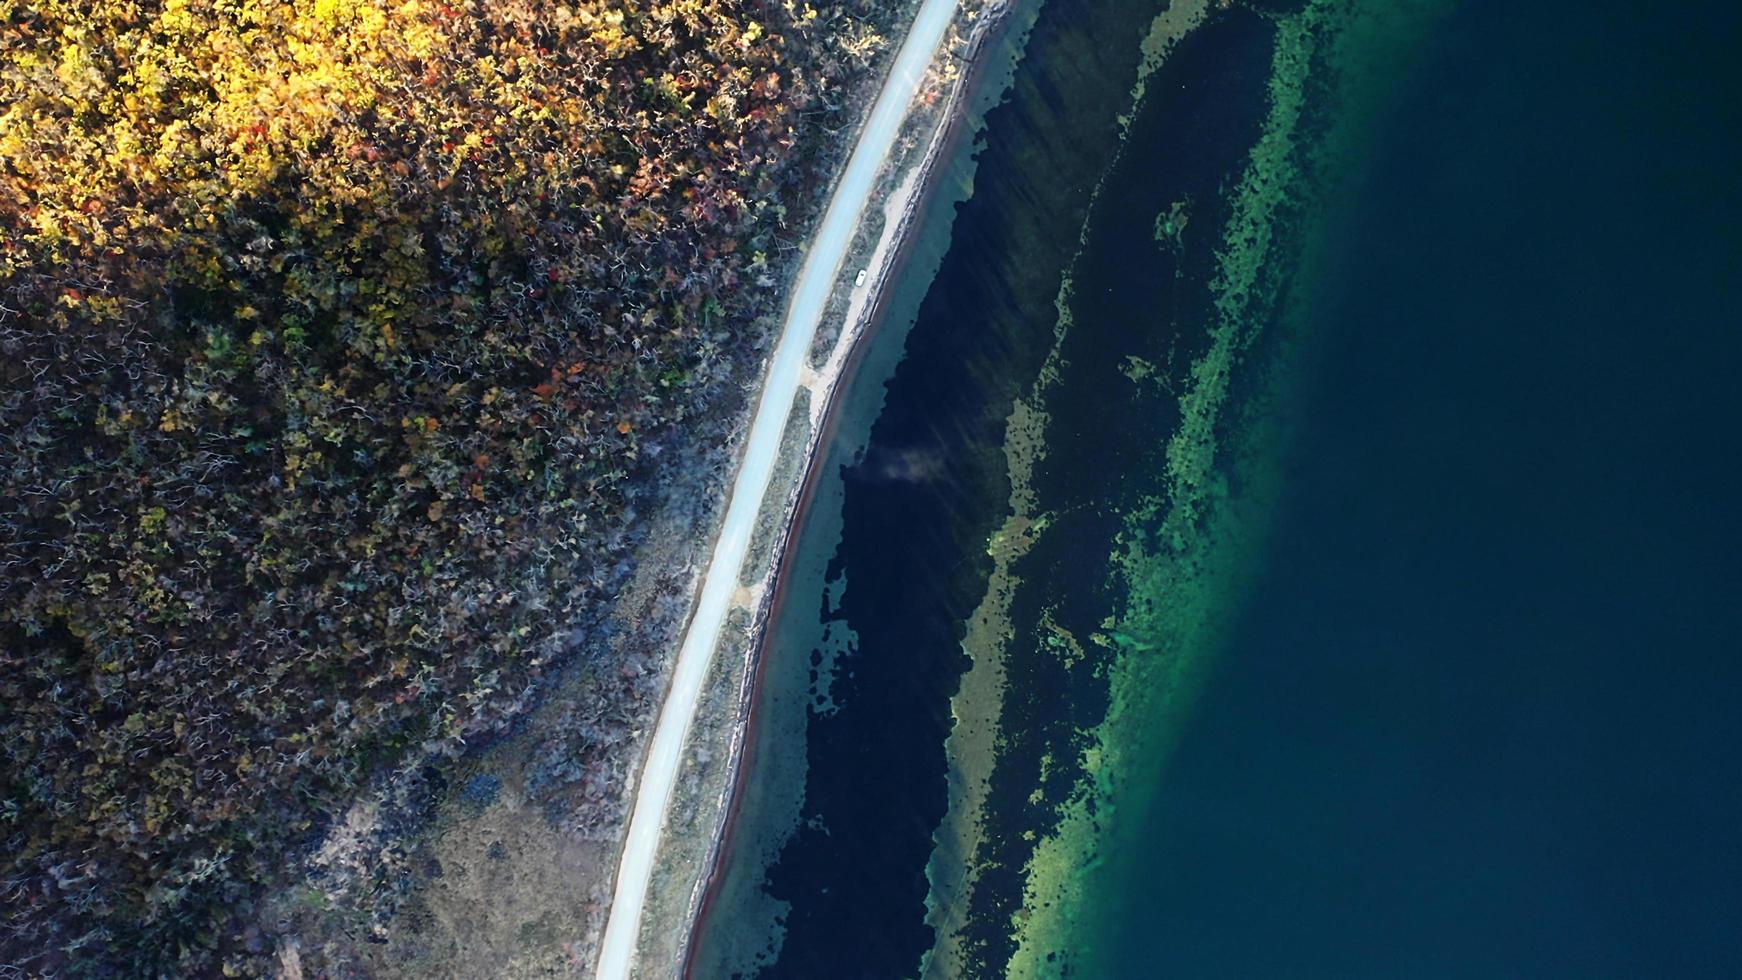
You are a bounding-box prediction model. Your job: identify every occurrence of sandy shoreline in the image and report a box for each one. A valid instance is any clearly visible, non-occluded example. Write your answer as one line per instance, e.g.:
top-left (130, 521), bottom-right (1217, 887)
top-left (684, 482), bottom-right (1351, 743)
top-left (666, 2), bottom-right (1018, 974)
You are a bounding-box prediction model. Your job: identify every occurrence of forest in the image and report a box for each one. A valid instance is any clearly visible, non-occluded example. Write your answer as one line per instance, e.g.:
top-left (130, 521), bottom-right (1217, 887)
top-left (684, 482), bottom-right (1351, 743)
top-left (0, 0), bottom-right (896, 971)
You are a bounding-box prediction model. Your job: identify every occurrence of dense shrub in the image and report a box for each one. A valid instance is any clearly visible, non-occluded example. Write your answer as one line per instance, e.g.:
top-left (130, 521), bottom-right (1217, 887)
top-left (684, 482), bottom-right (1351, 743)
top-left (0, 0), bottom-right (891, 970)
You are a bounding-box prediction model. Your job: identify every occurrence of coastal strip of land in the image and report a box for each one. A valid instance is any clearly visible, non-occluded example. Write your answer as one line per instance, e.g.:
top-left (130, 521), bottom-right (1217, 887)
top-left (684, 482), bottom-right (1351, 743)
top-left (665, 3), bottom-right (1019, 974)
top-left (590, 1), bottom-right (995, 975)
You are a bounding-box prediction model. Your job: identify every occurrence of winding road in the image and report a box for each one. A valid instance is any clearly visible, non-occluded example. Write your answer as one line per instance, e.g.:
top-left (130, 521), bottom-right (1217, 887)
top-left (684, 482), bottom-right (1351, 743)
top-left (592, 1), bottom-right (962, 976)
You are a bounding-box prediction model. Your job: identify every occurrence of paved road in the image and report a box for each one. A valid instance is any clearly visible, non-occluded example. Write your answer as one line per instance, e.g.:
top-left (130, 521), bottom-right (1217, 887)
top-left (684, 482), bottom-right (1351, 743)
top-left (592, 2), bottom-right (962, 976)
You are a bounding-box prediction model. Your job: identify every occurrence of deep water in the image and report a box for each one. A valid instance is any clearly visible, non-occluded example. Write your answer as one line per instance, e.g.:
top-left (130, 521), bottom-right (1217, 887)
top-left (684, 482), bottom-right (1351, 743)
top-left (1099, 0), bottom-right (1742, 975)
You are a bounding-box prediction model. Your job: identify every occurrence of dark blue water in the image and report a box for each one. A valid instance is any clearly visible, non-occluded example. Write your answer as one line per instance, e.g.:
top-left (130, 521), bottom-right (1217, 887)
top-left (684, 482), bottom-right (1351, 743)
top-left (1104, 1), bottom-right (1742, 975)
top-left (697, 0), bottom-right (1742, 975)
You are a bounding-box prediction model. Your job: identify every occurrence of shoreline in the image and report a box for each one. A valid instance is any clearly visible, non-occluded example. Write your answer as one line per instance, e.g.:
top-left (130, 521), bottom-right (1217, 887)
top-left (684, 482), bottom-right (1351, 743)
top-left (592, 0), bottom-right (1009, 974)
top-left (676, 3), bottom-right (1018, 974)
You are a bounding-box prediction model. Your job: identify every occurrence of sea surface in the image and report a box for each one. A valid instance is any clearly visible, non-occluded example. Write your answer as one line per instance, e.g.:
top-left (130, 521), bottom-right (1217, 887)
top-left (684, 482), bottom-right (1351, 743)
top-left (691, 0), bottom-right (1742, 976)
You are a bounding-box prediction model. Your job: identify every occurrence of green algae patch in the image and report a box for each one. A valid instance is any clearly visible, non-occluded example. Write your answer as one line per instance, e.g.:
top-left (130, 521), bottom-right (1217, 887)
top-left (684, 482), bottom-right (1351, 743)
top-left (1154, 197), bottom-right (1193, 252)
top-left (915, 0), bottom-right (1208, 950)
top-left (921, 266), bottom-right (1071, 978)
top-left (1120, 0), bottom-right (1216, 135)
top-left (1003, 4), bottom-right (1337, 974)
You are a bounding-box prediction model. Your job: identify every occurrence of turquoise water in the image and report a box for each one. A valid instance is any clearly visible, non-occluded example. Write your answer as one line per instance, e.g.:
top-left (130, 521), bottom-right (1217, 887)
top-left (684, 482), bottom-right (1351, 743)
top-left (693, 0), bottom-right (1742, 975)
